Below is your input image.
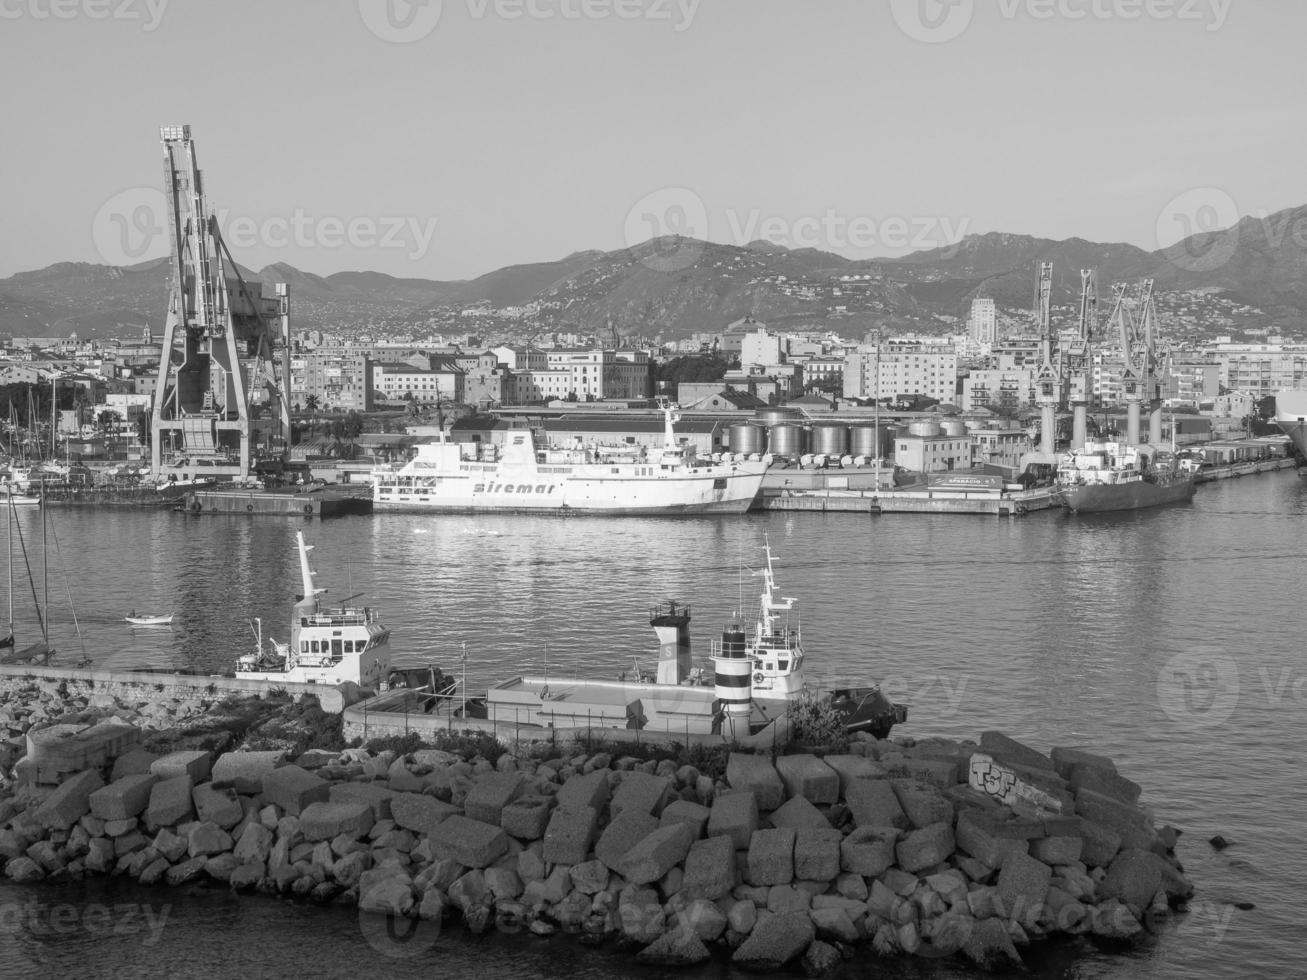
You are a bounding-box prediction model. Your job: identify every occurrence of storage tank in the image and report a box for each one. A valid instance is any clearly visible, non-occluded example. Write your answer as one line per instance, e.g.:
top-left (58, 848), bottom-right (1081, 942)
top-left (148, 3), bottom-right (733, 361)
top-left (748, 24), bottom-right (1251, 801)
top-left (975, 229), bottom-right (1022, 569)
top-left (941, 420), bottom-right (968, 437)
top-left (908, 421), bottom-right (943, 437)
top-left (755, 408), bottom-right (802, 427)
top-left (728, 422), bottom-right (766, 456)
top-left (768, 423), bottom-right (807, 459)
top-left (849, 423), bottom-right (892, 458)
top-left (810, 422), bottom-right (849, 457)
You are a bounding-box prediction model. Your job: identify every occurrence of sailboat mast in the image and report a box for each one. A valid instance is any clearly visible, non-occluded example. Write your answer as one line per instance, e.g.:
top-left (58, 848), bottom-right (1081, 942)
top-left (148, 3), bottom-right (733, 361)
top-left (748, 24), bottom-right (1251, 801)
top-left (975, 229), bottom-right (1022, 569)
top-left (41, 496), bottom-right (48, 644)
top-left (6, 496), bottom-right (12, 640)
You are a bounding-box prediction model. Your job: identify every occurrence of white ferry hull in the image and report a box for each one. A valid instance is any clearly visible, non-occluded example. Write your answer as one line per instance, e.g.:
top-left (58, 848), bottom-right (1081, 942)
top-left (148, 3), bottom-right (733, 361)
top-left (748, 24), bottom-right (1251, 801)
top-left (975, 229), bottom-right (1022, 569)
top-left (1275, 388), bottom-right (1307, 470)
top-left (374, 468), bottom-right (766, 515)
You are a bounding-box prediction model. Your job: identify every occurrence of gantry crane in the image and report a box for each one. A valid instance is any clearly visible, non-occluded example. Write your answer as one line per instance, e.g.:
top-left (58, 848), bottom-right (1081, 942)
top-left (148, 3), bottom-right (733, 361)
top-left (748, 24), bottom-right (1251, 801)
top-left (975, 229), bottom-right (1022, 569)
top-left (151, 125), bottom-right (291, 480)
top-left (1032, 261), bottom-right (1059, 455)
top-left (1065, 269), bottom-right (1097, 449)
top-left (1105, 279), bottom-right (1162, 445)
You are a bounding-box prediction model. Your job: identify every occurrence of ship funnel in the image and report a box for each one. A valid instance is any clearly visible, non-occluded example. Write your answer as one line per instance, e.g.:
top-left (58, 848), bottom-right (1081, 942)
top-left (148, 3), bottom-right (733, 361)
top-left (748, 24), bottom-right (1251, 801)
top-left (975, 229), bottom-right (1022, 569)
top-left (649, 600), bottom-right (692, 685)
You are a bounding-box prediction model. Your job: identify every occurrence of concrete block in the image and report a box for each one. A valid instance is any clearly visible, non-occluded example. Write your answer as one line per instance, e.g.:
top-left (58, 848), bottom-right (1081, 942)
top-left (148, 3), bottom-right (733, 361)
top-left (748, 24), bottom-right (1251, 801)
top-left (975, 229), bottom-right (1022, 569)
top-left (680, 834), bottom-right (735, 900)
top-left (706, 789), bottom-right (759, 850)
top-left (1074, 789), bottom-right (1155, 851)
top-left (1078, 817), bottom-right (1123, 868)
top-left (389, 792), bottom-right (460, 835)
top-left (1068, 764), bottom-right (1141, 805)
top-left (145, 775), bottom-right (194, 830)
top-left (845, 778), bottom-right (907, 829)
top-left (774, 755), bottom-right (838, 805)
top-left (610, 770), bottom-right (673, 818)
top-left (299, 801), bottom-right (375, 842)
top-left (767, 794), bottom-right (830, 831)
top-left (1050, 746), bottom-right (1117, 780)
top-left (889, 778), bottom-right (954, 829)
top-left (1030, 835), bottom-right (1083, 866)
top-left (726, 753), bottom-right (784, 811)
top-left (996, 850), bottom-right (1052, 925)
top-left (746, 827), bottom-right (795, 886)
top-left (33, 769), bottom-right (104, 830)
top-left (261, 765), bottom-right (330, 816)
top-left (883, 756), bottom-right (960, 787)
top-left (956, 810), bottom-right (1030, 868)
top-left (464, 772), bottom-right (522, 825)
top-left (429, 814), bottom-right (509, 869)
top-left (110, 748), bottom-right (157, 781)
top-left (618, 823), bottom-right (694, 885)
top-left (840, 826), bottom-right (899, 877)
top-left (89, 774), bottom-right (156, 822)
top-left (542, 803), bottom-right (600, 865)
top-left (150, 750), bottom-right (212, 783)
top-left (895, 821), bottom-right (955, 873)
top-left (192, 783), bottom-right (243, 829)
top-left (211, 751), bottom-right (288, 794)
top-left (731, 910), bottom-right (814, 971)
top-left (328, 782), bottom-right (395, 822)
top-left (554, 769), bottom-right (610, 811)
top-left (593, 807), bottom-right (657, 871)
top-left (501, 796), bottom-right (554, 841)
top-left (793, 827), bottom-right (841, 881)
top-left (980, 731), bottom-right (1054, 772)
top-left (659, 799), bottom-right (710, 838)
top-left (822, 754), bottom-right (888, 795)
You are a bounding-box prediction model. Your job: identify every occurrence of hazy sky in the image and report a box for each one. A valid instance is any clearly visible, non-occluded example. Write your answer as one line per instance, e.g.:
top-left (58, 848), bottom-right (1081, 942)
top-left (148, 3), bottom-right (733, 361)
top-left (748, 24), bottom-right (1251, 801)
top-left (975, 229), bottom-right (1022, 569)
top-left (1, 0), bottom-right (1301, 281)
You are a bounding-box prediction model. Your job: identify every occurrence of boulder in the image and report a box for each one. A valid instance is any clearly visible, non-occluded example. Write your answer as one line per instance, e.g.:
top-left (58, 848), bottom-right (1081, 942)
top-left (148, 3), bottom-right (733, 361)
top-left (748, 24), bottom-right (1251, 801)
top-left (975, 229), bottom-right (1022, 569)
top-left (955, 810), bottom-right (1031, 868)
top-left (328, 783), bottom-right (395, 822)
top-left (568, 859), bottom-right (610, 895)
top-left (810, 907), bottom-right (860, 944)
top-left (192, 783), bottom-right (244, 830)
top-left (464, 772), bottom-right (522, 825)
top-left (1078, 817), bottom-right (1124, 868)
top-left (637, 929), bottom-right (711, 966)
top-left (726, 753), bottom-right (784, 811)
top-left (594, 808), bottom-right (658, 871)
top-left (680, 834), bottom-right (735, 900)
top-left (211, 750), bottom-right (288, 793)
top-left (428, 814), bottom-right (508, 869)
top-left (1067, 764), bottom-right (1141, 805)
top-left (793, 827), bottom-right (841, 882)
top-left (707, 789), bottom-right (759, 850)
top-left (187, 821), bottom-right (234, 858)
top-left (659, 799), bottom-right (710, 838)
top-left (840, 825), bottom-right (899, 877)
top-left (554, 769), bottom-right (611, 811)
top-left (1030, 835), bottom-right (1083, 866)
top-left (541, 803), bottom-right (600, 865)
top-left (889, 778), bottom-right (954, 829)
top-left (618, 823), bottom-right (694, 885)
top-left (822, 754), bottom-right (888, 795)
top-left (963, 916), bottom-right (1024, 970)
top-left (979, 731), bottom-right (1054, 772)
top-left (110, 748), bottom-right (158, 781)
top-left (845, 778), bottom-right (907, 829)
top-left (145, 775), bottom-right (194, 830)
top-left (610, 770), bottom-right (673, 818)
top-left (895, 821), bottom-right (955, 874)
top-left (774, 754), bottom-right (838, 805)
top-left (150, 750), bottom-right (212, 782)
top-left (767, 795), bottom-right (831, 832)
top-left (232, 823), bottom-right (275, 865)
top-left (677, 897), bottom-right (729, 942)
top-left (1050, 746), bottom-right (1117, 780)
top-left (996, 851), bottom-right (1053, 925)
top-left (1098, 848), bottom-right (1164, 910)
top-left (261, 765), bottom-right (330, 816)
top-left (500, 796), bottom-right (554, 841)
top-left (89, 774), bottom-right (156, 822)
top-left (746, 827), bottom-right (796, 887)
top-left (390, 793), bottom-right (459, 836)
top-left (298, 801), bottom-right (375, 842)
top-left (731, 911), bottom-right (815, 971)
top-left (358, 865), bottom-right (415, 917)
top-left (801, 939), bottom-right (842, 976)
top-left (33, 770), bottom-right (104, 831)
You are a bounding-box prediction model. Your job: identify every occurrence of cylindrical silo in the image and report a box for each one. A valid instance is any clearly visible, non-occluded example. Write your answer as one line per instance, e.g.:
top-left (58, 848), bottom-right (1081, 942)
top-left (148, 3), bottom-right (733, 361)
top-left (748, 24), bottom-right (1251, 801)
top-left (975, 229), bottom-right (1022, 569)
top-left (849, 423), bottom-right (891, 458)
top-left (768, 423), bottom-right (806, 459)
top-left (941, 420), bottom-right (968, 437)
top-left (810, 422), bottom-right (849, 457)
top-left (728, 422), bottom-right (766, 456)
top-left (755, 408), bottom-right (802, 427)
top-left (908, 421), bottom-right (943, 437)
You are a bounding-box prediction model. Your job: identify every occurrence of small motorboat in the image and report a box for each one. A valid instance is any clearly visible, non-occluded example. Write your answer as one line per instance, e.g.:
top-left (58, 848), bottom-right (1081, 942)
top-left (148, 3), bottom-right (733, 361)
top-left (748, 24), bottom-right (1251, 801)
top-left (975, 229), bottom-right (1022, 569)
top-left (126, 612), bottom-right (173, 626)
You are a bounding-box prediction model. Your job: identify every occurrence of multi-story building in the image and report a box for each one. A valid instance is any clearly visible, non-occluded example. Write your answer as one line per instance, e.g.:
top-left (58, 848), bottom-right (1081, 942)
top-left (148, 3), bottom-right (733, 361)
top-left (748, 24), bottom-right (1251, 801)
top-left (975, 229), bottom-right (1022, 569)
top-left (894, 430), bottom-right (970, 473)
top-left (960, 369), bottom-right (1034, 413)
top-left (300, 349), bottom-right (372, 411)
top-left (969, 426), bottom-right (1031, 469)
top-left (843, 339), bottom-right (957, 405)
top-left (968, 297), bottom-right (997, 345)
top-left (371, 360), bottom-right (464, 406)
top-left (1208, 343), bottom-right (1307, 396)
top-left (537, 349), bottom-right (652, 402)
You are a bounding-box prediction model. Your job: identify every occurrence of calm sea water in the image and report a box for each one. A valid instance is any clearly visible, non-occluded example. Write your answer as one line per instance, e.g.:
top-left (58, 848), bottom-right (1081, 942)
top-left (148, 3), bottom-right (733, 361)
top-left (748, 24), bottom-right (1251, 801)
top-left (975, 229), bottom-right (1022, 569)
top-left (2, 470), bottom-right (1304, 978)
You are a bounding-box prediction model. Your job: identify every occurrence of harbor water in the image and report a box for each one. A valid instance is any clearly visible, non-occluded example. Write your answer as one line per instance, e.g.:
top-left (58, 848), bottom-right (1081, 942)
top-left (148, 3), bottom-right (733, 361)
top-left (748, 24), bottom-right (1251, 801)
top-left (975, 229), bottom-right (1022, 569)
top-left (2, 471), bottom-right (1304, 978)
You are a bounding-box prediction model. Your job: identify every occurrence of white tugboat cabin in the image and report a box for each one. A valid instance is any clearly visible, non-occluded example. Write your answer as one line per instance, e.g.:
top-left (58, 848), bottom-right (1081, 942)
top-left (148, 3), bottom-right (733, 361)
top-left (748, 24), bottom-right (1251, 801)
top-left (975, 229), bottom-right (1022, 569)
top-left (235, 531), bottom-right (392, 687)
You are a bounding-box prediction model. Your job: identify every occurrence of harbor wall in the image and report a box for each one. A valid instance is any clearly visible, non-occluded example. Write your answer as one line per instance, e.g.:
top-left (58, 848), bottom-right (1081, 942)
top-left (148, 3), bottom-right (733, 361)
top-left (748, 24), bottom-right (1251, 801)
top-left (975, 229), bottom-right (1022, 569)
top-left (0, 662), bottom-right (330, 706)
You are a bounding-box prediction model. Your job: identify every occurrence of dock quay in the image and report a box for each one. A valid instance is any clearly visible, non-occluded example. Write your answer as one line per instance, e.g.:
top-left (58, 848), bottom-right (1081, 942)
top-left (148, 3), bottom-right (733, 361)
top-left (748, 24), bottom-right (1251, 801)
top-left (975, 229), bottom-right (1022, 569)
top-left (182, 486), bottom-right (372, 518)
top-left (1193, 456), bottom-right (1297, 483)
top-left (755, 486), bottom-right (1057, 516)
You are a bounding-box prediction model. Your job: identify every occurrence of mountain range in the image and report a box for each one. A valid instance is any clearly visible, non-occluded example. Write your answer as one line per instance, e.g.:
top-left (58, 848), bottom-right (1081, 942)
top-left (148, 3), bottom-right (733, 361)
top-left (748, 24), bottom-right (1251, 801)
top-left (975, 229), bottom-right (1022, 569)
top-left (2, 203), bottom-right (1304, 342)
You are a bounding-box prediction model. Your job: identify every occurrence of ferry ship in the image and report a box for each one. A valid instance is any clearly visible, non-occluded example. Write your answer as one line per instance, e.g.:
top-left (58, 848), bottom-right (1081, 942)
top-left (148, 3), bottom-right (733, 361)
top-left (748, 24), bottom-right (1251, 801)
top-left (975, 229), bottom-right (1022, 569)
top-left (1054, 440), bottom-right (1200, 513)
top-left (235, 531), bottom-right (392, 687)
top-left (372, 405), bottom-right (767, 515)
top-left (1274, 388), bottom-right (1307, 473)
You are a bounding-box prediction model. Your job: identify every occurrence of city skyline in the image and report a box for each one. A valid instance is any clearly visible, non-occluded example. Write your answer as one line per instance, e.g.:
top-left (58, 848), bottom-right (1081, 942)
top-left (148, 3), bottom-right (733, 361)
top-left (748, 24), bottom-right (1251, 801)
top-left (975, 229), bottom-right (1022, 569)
top-left (2, 1), bottom-right (1302, 282)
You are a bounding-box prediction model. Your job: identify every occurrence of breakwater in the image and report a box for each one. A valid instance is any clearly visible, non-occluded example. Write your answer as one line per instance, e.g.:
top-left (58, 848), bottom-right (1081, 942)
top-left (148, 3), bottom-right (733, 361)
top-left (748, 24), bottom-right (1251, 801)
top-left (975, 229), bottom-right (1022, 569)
top-left (0, 680), bottom-right (1197, 974)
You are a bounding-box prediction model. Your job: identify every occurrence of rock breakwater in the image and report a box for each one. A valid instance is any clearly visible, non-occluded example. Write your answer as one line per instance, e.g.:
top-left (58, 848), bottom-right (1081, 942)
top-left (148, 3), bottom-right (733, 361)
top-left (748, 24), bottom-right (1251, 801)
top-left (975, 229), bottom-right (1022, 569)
top-left (0, 694), bottom-right (1195, 972)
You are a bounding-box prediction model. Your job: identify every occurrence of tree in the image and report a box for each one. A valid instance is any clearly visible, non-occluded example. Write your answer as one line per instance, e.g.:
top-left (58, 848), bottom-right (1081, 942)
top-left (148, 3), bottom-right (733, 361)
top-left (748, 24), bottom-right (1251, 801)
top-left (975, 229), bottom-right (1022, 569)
top-left (134, 412), bottom-right (151, 447)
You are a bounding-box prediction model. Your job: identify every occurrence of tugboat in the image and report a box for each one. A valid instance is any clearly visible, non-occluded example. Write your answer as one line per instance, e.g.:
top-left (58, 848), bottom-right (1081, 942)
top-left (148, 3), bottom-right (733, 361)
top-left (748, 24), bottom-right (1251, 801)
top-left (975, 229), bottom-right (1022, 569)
top-left (481, 540), bottom-right (905, 738)
top-left (235, 531), bottom-right (393, 687)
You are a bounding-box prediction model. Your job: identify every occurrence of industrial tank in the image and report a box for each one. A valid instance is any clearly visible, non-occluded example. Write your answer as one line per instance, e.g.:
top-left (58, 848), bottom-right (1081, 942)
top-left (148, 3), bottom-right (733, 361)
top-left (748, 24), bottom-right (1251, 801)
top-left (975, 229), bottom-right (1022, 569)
top-left (849, 423), bottom-right (891, 458)
top-left (810, 422), bottom-right (849, 457)
top-left (941, 420), bottom-right (968, 437)
top-left (907, 421), bottom-right (943, 437)
top-left (728, 422), bottom-right (766, 456)
top-left (768, 423), bottom-right (807, 458)
top-left (755, 408), bottom-right (802, 427)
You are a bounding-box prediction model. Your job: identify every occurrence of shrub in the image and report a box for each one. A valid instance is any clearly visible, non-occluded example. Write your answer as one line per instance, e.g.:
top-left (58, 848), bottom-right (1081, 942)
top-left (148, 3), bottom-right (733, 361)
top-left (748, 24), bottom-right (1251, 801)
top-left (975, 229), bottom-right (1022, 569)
top-left (786, 691), bottom-right (850, 753)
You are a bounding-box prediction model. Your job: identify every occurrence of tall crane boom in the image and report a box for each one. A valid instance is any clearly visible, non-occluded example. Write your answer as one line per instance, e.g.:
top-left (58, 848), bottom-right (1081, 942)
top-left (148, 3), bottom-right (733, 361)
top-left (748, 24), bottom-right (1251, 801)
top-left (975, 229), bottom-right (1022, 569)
top-left (150, 125), bottom-right (291, 481)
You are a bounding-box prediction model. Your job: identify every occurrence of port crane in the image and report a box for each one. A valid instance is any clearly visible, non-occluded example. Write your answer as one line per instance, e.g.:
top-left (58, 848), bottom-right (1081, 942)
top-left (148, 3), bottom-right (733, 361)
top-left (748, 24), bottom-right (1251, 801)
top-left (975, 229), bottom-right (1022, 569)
top-left (150, 125), bottom-right (291, 480)
top-left (1066, 269), bottom-right (1097, 450)
top-left (1033, 261), bottom-right (1059, 455)
top-left (1105, 278), bottom-right (1163, 445)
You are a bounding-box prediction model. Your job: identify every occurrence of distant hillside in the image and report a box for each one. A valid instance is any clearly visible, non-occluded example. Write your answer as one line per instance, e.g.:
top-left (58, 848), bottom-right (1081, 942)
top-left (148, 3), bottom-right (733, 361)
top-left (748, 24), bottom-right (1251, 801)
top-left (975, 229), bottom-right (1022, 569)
top-left (3, 204), bottom-right (1305, 340)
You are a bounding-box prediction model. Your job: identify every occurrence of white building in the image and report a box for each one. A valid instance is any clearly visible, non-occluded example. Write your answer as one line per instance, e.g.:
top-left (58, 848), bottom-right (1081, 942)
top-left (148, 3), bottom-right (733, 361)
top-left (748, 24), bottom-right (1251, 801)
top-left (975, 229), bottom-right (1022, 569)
top-left (968, 297), bottom-right (997, 345)
top-left (843, 340), bottom-right (957, 405)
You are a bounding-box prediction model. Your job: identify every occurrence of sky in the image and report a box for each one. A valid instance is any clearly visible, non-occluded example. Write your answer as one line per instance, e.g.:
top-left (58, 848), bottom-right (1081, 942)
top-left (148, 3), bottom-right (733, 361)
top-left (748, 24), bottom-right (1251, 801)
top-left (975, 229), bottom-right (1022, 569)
top-left (1, 0), bottom-right (1303, 282)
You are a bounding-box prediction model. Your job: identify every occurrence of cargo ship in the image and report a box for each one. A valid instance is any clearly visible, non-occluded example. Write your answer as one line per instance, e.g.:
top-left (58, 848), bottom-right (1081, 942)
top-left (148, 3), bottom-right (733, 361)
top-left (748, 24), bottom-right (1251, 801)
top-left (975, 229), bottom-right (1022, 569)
top-left (1054, 440), bottom-right (1200, 513)
top-left (372, 405), bottom-right (767, 515)
top-left (1274, 388), bottom-right (1307, 473)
